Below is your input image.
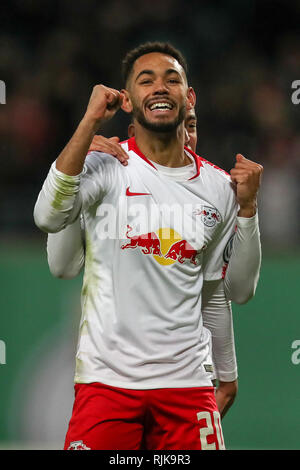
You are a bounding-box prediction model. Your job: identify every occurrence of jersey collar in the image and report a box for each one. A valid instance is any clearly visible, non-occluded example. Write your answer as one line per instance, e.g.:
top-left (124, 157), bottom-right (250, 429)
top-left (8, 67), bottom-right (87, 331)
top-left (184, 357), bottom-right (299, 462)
top-left (126, 137), bottom-right (202, 180)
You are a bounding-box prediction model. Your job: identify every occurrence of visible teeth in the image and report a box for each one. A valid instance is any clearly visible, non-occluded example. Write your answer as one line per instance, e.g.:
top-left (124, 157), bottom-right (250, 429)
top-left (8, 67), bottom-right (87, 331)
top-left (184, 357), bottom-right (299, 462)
top-left (150, 102), bottom-right (172, 110)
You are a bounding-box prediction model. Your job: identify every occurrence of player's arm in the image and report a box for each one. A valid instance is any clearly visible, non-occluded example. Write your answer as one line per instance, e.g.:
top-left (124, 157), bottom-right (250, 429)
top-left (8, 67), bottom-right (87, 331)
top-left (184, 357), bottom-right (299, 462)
top-left (224, 214), bottom-right (261, 304)
top-left (215, 380), bottom-right (238, 419)
top-left (47, 216), bottom-right (85, 279)
top-left (56, 85), bottom-right (123, 176)
top-left (202, 279), bottom-right (238, 419)
top-left (33, 85), bottom-right (123, 233)
top-left (44, 132), bottom-right (131, 278)
top-left (224, 154), bottom-right (263, 304)
top-left (45, 133), bottom-right (129, 278)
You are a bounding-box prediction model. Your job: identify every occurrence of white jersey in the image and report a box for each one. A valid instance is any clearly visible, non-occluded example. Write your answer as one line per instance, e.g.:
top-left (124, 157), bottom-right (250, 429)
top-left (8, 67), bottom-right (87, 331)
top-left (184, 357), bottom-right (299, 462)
top-left (68, 137), bottom-right (238, 388)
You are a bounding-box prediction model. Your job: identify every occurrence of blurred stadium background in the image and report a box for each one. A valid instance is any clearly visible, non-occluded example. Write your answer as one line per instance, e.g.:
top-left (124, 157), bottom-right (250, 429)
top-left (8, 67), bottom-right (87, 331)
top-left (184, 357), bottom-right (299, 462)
top-left (0, 0), bottom-right (299, 450)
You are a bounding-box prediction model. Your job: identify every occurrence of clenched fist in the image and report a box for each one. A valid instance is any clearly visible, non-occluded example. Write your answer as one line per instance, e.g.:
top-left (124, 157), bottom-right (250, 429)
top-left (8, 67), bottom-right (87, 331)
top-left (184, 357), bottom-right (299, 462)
top-left (230, 154), bottom-right (263, 217)
top-left (55, 85), bottom-right (125, 176)
top-left (84, 84), bottom-right (123, 126)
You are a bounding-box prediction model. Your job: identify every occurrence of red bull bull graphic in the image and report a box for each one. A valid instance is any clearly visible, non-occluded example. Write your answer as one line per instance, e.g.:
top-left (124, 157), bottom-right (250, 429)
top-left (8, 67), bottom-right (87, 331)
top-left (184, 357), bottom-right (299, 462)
top-left (121, 226), bottom-right (199, 266)
top-left (121, 225), bottom-right (162, 256)
top-left (164, 239), bottom-right (198, 265)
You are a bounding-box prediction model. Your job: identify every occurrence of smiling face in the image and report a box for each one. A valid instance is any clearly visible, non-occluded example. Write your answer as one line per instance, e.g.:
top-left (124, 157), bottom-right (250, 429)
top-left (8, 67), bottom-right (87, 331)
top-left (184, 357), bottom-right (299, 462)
top-left (122, 52), bottom-right (195, 134)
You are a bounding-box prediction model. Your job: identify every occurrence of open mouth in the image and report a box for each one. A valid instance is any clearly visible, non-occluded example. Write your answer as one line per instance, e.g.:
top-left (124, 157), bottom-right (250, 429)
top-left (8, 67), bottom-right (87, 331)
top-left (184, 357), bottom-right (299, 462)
top-left (146, 99), bottom-right (176, 115)
top-left (149, 102), bottom-right (174, 111)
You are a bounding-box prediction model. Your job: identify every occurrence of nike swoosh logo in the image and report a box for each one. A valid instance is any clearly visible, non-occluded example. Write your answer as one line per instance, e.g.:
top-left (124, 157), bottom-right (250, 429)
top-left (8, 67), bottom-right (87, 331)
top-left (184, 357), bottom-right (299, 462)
top-left (126, 187), bottom-right (152, 197)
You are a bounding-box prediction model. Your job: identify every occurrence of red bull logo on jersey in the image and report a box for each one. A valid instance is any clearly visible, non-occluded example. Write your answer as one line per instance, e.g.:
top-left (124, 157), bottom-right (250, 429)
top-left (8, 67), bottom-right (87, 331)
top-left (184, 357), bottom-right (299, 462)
top-left (121, 225), bottom-right (162, 256)
top-left (164, 239), bottom-right (198, 265)
top-left (121, 225), bottom-right (200, 266)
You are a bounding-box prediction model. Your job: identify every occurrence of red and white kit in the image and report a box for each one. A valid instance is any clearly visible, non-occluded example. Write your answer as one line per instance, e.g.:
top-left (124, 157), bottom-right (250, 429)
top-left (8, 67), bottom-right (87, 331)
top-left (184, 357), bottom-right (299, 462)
top-left (34, 137), bottom-right (261, 449)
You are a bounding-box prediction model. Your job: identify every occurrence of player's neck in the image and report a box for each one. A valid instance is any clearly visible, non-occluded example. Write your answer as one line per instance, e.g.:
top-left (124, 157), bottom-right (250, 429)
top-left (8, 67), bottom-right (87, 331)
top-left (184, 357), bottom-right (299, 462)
top-left (134, 124), bottom-right (189, 168)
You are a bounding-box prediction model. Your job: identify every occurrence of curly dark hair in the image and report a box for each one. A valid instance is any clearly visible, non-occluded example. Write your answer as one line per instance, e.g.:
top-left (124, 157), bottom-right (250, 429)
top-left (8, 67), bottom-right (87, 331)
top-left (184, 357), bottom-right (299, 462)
top-left (121, 41), bottom-right (188, 87)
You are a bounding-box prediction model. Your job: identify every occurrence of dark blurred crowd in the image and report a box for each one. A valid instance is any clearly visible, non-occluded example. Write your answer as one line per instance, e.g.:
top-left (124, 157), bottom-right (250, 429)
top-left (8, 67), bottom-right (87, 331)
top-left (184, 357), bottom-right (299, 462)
top-left (0, 0), bottom-right (299, 248)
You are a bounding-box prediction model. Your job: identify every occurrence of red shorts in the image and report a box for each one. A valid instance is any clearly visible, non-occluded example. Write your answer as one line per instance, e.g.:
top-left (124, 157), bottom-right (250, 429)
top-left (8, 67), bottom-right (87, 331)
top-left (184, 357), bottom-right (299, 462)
top-left (64, 382), bottom-right (225, 450)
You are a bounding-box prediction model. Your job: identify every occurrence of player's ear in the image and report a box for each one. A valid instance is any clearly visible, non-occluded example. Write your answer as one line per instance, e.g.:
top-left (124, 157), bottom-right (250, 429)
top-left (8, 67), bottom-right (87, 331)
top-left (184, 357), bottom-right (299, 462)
top-left (120, 89), bottom-right (133, 114)
top-left (128, 123), bottom-right (135, 137)
top-left (186, 87), bottom-right (196, 111)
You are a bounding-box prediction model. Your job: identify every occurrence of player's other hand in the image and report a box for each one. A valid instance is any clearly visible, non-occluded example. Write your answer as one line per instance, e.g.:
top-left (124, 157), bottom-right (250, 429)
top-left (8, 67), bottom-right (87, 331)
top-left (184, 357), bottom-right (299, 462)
top-left (84, 84), bottom-right (123, 128)
top-left (215, 380), bottom-right (238, 419)
top-left (89, 135), bottom-right (129, 166)
top-left (230, 154), bottom-right (263, 218)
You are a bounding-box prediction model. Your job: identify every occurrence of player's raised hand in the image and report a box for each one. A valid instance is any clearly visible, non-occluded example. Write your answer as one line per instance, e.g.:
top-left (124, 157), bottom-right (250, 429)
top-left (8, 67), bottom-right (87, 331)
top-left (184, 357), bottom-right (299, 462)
top-left (84, 84), bottom-right (123, 126)
top-left (230, 154), bottom-right (263, 217)
top-left (89, 135), bottom-right (129, 166)
top-left (55, 85), bottom-right (124, 176)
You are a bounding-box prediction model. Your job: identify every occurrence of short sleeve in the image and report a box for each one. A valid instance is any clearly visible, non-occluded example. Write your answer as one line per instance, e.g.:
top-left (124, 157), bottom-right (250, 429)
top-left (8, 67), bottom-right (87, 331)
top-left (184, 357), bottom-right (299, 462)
top-left (202, 186), bottom-right (238, 281)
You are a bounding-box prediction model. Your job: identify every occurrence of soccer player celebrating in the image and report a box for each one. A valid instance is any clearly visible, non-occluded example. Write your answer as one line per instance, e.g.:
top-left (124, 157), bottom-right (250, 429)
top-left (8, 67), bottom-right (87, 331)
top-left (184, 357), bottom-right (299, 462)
top-left (34, 42), bottom-right (262, 450)
top-left (46, 106), bottom-right (238, 419)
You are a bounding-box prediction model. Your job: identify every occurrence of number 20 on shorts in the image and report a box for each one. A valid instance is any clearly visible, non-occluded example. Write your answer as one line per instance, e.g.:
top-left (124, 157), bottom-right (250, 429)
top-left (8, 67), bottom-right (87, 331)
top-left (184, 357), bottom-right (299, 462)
top-left (197, 410), bottom-right (225, 450)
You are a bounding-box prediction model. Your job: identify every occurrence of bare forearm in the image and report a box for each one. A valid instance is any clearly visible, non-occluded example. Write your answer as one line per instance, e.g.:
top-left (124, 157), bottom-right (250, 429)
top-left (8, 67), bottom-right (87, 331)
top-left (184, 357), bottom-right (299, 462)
top-left (55, 116), bottom-right (99, 176)
top-left (238, 201), bottom-right (257, 218)
top-left (215, 380), bottom-right (238, 419)
top-left (55, 84), bottom-right (123, 176)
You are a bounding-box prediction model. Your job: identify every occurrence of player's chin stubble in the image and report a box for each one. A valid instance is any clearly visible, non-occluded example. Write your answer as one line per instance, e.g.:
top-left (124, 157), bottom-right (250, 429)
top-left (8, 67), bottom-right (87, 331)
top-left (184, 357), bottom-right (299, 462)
top-left (132, 105), bottom-right (186, 133)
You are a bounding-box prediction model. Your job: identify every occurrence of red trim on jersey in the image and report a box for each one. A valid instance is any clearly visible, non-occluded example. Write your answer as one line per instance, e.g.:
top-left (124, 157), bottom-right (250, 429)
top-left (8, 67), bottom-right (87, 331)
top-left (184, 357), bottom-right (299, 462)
top-left (222, 263), bottom-right (228, 279)
top-left (127, 137), bottom-right (157, 170)
top-left (197, 154), bottom-right (230, 176)
top-left (184, 146), bottom-right (203, 180)
top-left (119, 138), bottom-right (130, 146)
top-left (91, 138), bottom-right (227, 180)
top-left (127, 137), bottom-right (204, 180)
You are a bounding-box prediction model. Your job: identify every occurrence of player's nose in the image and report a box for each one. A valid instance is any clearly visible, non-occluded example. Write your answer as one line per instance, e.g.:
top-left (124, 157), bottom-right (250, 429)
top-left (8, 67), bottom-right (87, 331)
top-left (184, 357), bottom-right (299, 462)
top-left (152, 77), bottom-right (169, 94)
